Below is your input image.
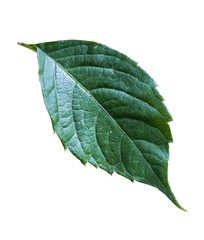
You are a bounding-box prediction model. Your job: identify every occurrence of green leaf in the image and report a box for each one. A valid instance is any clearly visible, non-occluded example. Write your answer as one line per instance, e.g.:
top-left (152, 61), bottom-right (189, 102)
top-left (18, 40), bottom-right (185, 211)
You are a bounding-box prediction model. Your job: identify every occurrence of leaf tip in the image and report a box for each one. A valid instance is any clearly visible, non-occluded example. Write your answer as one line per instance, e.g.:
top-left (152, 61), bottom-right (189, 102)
top-left (177, 203), bottom-right (187, 212)
top-left (166, 189), bottom-right (187, 211)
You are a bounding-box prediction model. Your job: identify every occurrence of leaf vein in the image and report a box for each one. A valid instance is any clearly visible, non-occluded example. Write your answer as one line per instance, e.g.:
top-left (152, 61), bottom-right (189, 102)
top-left (69, 65), bottom-right (155, 88)
top-left (91, 87), bottom-right (166, 119)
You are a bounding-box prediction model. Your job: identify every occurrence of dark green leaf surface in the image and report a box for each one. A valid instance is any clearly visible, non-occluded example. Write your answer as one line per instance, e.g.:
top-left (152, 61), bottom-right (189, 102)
top-left (19, 40), bottom-right (185, 210)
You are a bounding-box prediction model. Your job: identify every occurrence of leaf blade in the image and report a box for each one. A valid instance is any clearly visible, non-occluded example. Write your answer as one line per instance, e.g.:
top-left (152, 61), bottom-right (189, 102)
top-left (20, 40), bottom-right (185, 210)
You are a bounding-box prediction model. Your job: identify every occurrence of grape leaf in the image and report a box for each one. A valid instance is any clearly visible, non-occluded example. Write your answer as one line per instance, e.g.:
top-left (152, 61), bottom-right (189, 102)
top-left (18, 40), bottom-right (185, 210)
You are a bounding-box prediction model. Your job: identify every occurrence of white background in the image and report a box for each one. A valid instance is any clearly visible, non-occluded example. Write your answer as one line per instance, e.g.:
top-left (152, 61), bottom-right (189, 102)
top-left (0, 0), bottom-right (204, 239)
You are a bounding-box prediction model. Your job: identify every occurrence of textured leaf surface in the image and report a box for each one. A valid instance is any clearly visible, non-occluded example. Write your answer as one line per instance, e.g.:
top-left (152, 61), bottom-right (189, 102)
top-left (19, 40), bottom-right (184, 210)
